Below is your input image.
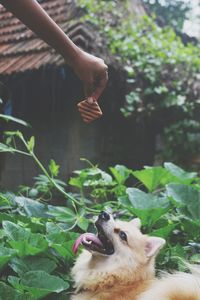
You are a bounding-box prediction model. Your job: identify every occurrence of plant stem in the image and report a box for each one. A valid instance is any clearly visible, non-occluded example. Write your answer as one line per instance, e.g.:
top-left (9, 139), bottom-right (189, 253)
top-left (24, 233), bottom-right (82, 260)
top-left (19, 135), bottom-right (80, 205)
top-left (19, 134), bottom-right (99, 213)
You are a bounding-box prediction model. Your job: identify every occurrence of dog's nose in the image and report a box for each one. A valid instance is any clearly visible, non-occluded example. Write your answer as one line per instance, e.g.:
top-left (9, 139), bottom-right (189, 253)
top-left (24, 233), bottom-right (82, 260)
top-left (99, 211), bottom-right (110, 221)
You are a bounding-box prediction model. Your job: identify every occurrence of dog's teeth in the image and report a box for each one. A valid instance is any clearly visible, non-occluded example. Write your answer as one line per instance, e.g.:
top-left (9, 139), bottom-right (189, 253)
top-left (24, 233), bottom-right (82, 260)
top-left (83, 239), bottom-right (92, 245)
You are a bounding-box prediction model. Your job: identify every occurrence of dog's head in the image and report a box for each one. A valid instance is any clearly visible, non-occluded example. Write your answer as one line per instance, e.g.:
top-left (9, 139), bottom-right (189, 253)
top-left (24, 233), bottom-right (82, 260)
top-left (72, 212), bottom-right (165, 291)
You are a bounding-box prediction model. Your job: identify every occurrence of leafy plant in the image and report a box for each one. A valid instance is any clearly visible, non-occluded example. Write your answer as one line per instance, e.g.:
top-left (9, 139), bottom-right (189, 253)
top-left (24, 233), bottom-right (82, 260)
top-left (77, 0), bottom-right (200, 165)
top-left (142, 0), bottom-right (192, 31)
top-left (162, 120), bottom-right (200, 165)
top-left (0, 158), bottom-right (200, 298)
top-left (0, 93), bottom-right (199, 298)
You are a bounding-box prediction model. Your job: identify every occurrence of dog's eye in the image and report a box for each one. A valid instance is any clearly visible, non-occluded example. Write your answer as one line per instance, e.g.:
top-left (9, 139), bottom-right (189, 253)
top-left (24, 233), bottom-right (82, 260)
top-left (119, 231), bottom-right (127, 242)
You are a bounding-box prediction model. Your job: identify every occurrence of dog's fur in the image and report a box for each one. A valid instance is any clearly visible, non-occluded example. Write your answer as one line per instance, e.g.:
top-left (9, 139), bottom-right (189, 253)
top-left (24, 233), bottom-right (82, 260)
top-left (71, 216), bottom-right (200, 300)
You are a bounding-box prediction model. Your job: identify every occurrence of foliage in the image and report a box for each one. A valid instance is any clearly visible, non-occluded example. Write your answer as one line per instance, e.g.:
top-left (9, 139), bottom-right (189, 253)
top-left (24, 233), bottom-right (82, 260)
top-left (0, 122), bottom-right (200, 298)
top-left (77, 0), bottom-right (200, 165)
top-left (162, 120), bottom-right (200, 165)
top-left (142, 0), bottom-right (192, 31)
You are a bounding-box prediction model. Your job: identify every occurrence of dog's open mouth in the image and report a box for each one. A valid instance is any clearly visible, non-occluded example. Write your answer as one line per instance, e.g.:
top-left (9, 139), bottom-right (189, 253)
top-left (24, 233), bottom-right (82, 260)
top-left (72, 221), bottom-right (114, 255)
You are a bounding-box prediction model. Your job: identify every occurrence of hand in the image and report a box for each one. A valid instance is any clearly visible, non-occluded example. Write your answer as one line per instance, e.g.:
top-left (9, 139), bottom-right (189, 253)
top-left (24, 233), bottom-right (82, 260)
top-left (70, 49), bottom-right (108, 101)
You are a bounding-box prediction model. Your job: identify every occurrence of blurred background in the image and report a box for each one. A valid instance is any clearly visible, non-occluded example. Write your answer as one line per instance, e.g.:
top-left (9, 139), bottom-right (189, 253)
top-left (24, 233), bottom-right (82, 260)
top-left (0, 0), bottom-right (200, 189)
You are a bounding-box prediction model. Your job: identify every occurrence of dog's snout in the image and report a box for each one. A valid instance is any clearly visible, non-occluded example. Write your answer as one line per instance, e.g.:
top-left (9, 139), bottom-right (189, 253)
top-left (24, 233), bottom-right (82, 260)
top-left (99, 211), bottom-right (110, 221)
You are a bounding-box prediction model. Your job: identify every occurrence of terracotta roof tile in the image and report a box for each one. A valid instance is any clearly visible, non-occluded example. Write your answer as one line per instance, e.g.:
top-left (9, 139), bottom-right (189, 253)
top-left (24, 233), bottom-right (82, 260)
top-left (0, 0), bottom-right (93, 75)
top-left (0, 0), bottom-right (114, 75)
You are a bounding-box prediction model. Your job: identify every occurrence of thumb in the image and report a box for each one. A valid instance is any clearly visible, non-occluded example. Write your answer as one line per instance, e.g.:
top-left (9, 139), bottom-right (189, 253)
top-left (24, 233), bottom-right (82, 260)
top-left (84, 80), bottom-right (93, 98)
top-left (91, 70), bottom-right (108, 101)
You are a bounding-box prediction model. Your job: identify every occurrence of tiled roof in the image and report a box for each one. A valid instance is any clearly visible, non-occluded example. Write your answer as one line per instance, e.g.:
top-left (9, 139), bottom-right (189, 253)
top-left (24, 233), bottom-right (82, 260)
top-left (0, 0), bottom-right (99, 75)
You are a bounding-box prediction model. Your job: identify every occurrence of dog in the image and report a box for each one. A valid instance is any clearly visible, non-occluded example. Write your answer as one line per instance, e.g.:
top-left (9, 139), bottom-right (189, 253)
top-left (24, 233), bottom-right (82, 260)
top-left (71, 211), bottom-right (200, 300)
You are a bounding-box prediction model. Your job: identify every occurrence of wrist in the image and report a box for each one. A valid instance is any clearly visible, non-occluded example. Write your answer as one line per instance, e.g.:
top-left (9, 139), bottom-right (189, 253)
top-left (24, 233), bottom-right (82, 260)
top-left (63, 42), bottom-right (82, 67)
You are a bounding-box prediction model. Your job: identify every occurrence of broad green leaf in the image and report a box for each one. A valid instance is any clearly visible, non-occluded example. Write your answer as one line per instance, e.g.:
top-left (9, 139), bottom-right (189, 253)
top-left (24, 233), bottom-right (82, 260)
top-left (164, 163), bottom-right (197, 183)
top-left (16, 271), bottom-right (69, 299)
top-left (83, 168), bottom-right (113, 187)
top-left (132, 166), bottom-right (172, 192)
top-left (3, 221), bottom-right (30, 241)
top-left (0, 114), bottom-right (29, 127)
top-left (3, 221), bottom-right (48, 256)
top-left (109, 165), bottom-right (131, 184)
top-left (46, 224), bottom-right (79, 259)
top-left (9, 257), bottom-right (57, 276)
top-left (0, 281), bottom-right (27, 300)
top-left (48, 207), bottom-right (76, 223)
top-left (151, 224), bottom-right (176, 239)
top-left (126, 188), bottom-right (169, 210)
top-left (0, 246), bottom-right (17, 270)
top-left (9, 235), bottom-right (48, 257)
top-left (77, 216), bottom-right (89, 231)
top-left (14, 196), bottom-right (52, 218)
top-left (51, 242), bottom-right (74, 260)
top-left (125, 188), bottom-right (169, 225)
top-left (166, 183), bottom-right (200, 219)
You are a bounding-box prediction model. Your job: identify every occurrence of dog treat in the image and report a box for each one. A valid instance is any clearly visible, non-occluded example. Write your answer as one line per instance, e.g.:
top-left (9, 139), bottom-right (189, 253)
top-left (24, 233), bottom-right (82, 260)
top-left (77, 97), bottom-right (102, 123)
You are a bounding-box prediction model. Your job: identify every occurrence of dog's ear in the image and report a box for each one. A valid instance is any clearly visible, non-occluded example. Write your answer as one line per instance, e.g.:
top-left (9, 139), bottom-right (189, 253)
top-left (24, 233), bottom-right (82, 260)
top-left (145, 237), bottom-right (165, 258)
top-left (130, 218), bottom-right (141, 229)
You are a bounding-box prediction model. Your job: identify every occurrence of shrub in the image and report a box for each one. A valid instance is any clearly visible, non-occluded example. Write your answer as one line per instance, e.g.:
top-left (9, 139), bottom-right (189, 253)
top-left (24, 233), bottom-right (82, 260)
top-left (77, 0), bottom-right (200, 164)
top-left (0, 156), bottom-right (200, 298)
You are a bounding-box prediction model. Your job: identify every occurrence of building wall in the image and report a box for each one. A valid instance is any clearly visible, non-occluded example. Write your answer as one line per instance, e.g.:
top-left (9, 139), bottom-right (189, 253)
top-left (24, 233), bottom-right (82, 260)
top-left (0, 66), bottom-right (156, 190)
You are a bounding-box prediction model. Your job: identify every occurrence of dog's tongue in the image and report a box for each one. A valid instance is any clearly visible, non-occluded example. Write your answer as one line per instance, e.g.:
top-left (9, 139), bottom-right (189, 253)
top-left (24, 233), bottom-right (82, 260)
top-left (72, 233), bottom-right (103, 254)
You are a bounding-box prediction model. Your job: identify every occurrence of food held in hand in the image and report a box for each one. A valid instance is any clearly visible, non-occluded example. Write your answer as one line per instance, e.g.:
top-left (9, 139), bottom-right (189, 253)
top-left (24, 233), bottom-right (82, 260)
top-left (77, 97), bottom-right (102, 123)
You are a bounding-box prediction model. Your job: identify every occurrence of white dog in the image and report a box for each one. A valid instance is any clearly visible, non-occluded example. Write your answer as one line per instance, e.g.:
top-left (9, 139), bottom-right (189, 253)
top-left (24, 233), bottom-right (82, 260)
top-left (71, 212), bottom-right (200, 300)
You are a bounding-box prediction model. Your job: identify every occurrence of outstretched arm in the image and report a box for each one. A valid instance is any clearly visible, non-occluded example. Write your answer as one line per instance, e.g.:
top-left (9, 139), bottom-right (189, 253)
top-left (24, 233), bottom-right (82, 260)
top-left (1, 0), bottom-right (108, 101)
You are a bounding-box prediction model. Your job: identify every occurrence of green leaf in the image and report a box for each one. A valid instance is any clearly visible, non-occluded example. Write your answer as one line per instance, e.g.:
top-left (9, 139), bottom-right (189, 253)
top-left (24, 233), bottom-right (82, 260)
top-left (110, 165), bottom-right (131, 184)
top-left (49, 159), bottom-right (60, 177)
top-left (0, 193), bottom-right (11, 208)
top-left (0, 281), bottom-right (27, 300)
top-left (166, 183), bottom-right (200, 220)
top-left (77, 216), bottom-right (89, 231)
top-left (0, 114), bottom-right (29, 127)
top-left (10, 271), bottom-right (69, 299)
top-left (3, 221), bottom-right (30, 241)
top-left (125, 188), bottom-right (169, 226)
top-left (0, 246), bottom-right (17, 270)
top-left (164, 163), bottom-right (197, 183)
top-left (48, 207), bottom-right (76, 223)
top-left (151, 224), bottom-right (176, 239)
top-left (27, 136), bottom-right (35, 152)
top-left (132, 166), bottom-right (172, 192)
top-left (3, 221), bottom-right (48, 256)
top-left (0, 143), bottom-right (17, 153)
top-left (10, 256), bottom-right (57, 276)
top-left (14, 196), bottom-right (52, 218)
top-left (46, 224), bottom-right (79, 259)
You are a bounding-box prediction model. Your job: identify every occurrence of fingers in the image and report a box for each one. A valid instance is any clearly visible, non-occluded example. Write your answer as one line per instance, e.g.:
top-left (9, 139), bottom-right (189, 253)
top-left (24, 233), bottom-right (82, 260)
top-left (84, 65), bottom-right (108, 101)
top-left (77, 99), bottom-right (102, 123)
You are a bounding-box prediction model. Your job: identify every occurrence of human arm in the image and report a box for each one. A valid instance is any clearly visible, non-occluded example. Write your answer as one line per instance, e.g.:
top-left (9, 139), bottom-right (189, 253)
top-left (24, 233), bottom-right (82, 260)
top-left (1, 0), bottom-right (108, 100)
